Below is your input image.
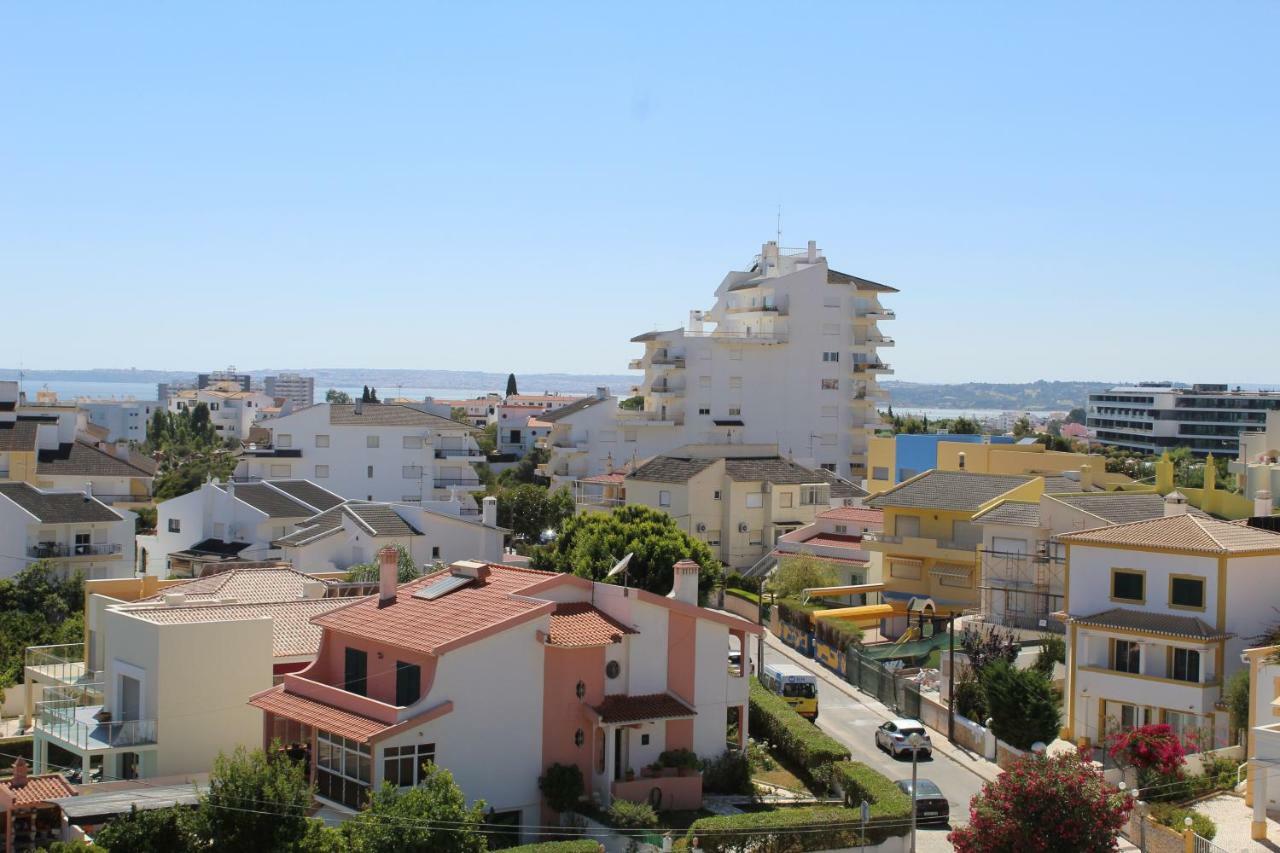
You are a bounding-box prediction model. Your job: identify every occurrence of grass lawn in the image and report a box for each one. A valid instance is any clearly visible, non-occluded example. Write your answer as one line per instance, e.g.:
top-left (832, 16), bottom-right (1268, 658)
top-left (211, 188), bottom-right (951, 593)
top-left (752, 746), bottom-right (819, 796)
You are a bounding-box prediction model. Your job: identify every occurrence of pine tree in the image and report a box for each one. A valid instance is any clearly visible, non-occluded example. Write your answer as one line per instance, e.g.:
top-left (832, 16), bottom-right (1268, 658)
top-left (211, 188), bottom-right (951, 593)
top-left (505, 373), bottom-right (518, 397)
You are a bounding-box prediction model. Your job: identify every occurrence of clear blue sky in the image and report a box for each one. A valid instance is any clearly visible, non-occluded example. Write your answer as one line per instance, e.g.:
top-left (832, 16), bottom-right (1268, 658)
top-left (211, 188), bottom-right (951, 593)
top-left (2, 3), bottom-right (1277, 383)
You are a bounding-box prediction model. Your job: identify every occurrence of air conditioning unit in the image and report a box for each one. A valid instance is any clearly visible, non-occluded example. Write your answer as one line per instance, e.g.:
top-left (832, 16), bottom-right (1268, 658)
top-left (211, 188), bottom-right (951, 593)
top-left (696, 522), bottom-right (707, 533)
top-left (738, 522), bottom-right (749, 533)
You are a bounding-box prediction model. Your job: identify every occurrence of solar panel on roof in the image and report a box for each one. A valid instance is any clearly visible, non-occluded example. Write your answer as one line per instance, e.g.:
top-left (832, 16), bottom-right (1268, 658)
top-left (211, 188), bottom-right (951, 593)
top-left (413, 573), bottom-right (473, 601)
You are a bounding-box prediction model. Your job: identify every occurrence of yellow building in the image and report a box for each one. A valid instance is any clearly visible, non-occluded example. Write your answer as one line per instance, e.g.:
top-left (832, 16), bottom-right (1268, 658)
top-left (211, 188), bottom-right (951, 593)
top-left (864, 470), bottom-right (1044, 626)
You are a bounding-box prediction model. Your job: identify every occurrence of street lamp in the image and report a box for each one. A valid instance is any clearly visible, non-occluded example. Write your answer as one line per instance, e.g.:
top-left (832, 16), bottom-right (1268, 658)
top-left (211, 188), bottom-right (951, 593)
top-left (908, 731), bottom-right (924, 853)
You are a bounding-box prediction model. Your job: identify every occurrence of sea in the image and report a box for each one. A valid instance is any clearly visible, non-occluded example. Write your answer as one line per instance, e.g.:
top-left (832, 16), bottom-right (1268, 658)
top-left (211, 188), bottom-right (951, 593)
top-left (21, 380), bottom-right (1064, 421)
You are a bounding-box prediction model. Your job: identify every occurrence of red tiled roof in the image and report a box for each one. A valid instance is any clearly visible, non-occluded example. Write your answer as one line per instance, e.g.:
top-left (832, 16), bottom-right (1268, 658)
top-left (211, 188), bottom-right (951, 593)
top-left (579, 472), bottom-right (627, 485)
top-left (248, 685), bottom-right (389, 742)
top-left (771, 549), bottom-right (869, 566)
top-left (592, 693), bottom-right (695, 724)
top-left (135, 565), bottom-right (320, 604)
top-left (0, 773), bottom-right (76, 807)
top-left (548, 602), bottom-right (636, 648)
top-left (126, 598), bottom-right (346, 657)
top-left (817, 506), bottom-right (883, 524)
top-left (312, 564), bottom-right (558, 655)
top-left (806, 533), bottom-right (863, 546)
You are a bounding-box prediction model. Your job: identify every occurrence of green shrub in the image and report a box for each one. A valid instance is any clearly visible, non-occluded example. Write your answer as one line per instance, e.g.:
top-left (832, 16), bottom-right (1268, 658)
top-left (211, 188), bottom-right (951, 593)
top-left (658, 748), bottom-right (699, 770)
top-left (724, 572), bottom-right (761, 593)
top-left (748, 678), bottom-right (849, 790)
top-left (981, 661), bottom-right (1059, 750)
top-left (1033, 634), bottom-right (1066, 676)
top-left (539, 763), bottom-right (584, 813)
top-left (776, 598), bottom-right (826, 631)
top-left (725, 588), bottom-right (761, 605)
top-left (685, 805), bottom-right (905, 853)
top-left (953, 676), bottom-right (987, 723)
top-left (607, 799), bottom-right (658, 829)
top-left (814, 617), bottom-right (862, 650)
top-left (502, 843), bottom-right (601, 853)
top-left (1149, 803), bottom-right (1216, 840)
top-left (700, 749), bottom-right (752, 795)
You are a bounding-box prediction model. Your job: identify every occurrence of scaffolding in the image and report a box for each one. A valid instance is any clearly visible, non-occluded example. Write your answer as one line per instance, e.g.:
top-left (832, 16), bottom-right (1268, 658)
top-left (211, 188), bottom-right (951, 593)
top-left (976, 541), bottom-right (1066, 633)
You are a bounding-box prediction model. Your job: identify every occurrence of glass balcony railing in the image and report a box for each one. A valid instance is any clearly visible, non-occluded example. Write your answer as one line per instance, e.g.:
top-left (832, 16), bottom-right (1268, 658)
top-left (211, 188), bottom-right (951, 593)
top-left (25, 643), bottom-right (90, 685)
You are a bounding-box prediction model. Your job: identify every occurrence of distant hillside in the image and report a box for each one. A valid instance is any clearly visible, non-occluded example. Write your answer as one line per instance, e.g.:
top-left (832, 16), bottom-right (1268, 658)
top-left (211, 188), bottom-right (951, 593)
top-left (882, 380), bottom-right (1112, 411)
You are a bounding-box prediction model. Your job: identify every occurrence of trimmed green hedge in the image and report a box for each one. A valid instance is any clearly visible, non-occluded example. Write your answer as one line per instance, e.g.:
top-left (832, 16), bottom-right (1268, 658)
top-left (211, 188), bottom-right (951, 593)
top-left (748, 678), bottom-right (849, 789)
top-left (725, 588), bottom-right (761, 605)
top-left (502, 842), bottom-right (602, 853)
top-left (1149, 804), bottom-right (1216, 840)
top-left (776, 597), bottom-right (826, 630)
top-left (814, 616), bottom-right (862, 649)
top-left (683, 806), bottom-right (878, 853)
top-left (831, 761), bottom-right (913, 835)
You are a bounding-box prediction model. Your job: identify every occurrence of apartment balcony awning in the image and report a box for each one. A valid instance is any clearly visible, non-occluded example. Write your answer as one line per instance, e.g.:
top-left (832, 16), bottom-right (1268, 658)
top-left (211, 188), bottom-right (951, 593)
top-left (928, 565), bottom-right (973, 579)
top-left (589, 693), bottom-right (695, 725)
top-left (1068, 608), bottom-right (1234, 642)
top-left (249, 686), bottom-right (390, 743)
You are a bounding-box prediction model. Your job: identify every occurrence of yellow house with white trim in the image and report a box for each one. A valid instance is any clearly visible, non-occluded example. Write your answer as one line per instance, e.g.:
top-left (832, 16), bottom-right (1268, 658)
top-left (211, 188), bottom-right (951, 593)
top-left (1059, 513), bottom-right (1280, 754)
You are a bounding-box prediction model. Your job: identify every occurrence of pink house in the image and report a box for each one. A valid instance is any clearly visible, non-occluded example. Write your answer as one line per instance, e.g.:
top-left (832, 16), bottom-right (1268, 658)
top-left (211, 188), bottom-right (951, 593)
top-left (249, 550), bottom-right (759, 840)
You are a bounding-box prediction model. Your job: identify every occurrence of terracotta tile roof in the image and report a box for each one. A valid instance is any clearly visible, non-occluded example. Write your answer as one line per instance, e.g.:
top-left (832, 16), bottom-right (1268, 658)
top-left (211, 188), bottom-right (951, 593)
top-left (817, 506), bottom-right (883, 525)
top-left (135, 566), bottom-right (322, 604)
top-left (0, 419), bottom-right (40, 452)
top-left (547, 602), bottom-right (636, 648)
top-left (866, 471), bottom-right (1033, 512)
top-left (0, 773), bottom-right (77, 806)
top-left (124, 598), bottom-right (346, 657)
top-left (578, 472), bottom-right (627, 485)
top-left (249, 685), bottom-right (389, 742)
top-left (1058, 513), bottom-right (1280, 554)
top-left (592, 692), bottom-right (695, 724)
top-left (311, 564), bottom-right (558, 654)
top-left (273, 501), bottom-right (422, 547)
top-left (1069, 608), bottom-right (1233, 641)
top-left (771, 549), bottom-right (869, 566)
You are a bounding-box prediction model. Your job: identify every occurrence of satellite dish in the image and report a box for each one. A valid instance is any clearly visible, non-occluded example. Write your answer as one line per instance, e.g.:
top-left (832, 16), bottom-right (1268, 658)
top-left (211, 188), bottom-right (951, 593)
top-left (606, 552), bottom-right (634, 579)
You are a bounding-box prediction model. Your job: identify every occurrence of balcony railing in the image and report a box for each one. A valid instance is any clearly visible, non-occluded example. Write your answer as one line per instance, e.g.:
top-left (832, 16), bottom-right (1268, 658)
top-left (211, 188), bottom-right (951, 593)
top-left (650, 356), bottom-right (685, 367)
top-left (434, 448), bottom-right (482, 459)
top-left (27, 543), bottom-right (123, 559)
top-left (25, 643), bottom-right (89, 685)
top-left (433, 478), bottom-right (483, 489)
top-left (682, 330), bottom-right (788, 344)
top-left (37, 699), bottom-right (157, 750)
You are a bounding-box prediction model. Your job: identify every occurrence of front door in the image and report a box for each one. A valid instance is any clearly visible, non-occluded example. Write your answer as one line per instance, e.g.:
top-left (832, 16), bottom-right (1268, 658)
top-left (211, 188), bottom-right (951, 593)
top-left (120, 675), bottom-right (141, 721)
top-left (613, 728), bottom-right (627, 782)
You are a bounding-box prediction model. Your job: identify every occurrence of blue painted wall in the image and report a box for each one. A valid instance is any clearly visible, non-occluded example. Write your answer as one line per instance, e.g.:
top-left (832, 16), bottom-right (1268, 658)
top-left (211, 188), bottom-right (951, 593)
top-left (892, 434), bottom-right (1016, 484)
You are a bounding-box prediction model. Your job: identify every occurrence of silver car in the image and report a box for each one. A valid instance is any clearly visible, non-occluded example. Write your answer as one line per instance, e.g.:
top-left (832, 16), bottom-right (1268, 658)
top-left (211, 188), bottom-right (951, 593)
top-left (875, 719), bottom-right (933, 758)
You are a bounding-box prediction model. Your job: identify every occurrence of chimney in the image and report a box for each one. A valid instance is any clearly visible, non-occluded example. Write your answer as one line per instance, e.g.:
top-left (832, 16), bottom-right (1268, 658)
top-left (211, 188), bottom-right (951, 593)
top-left (1255, 489), bottom-right (1273, 518)
top-left (1164, 490), bottom-right (1189, 517)
top-left (83, 481), bottom-right (93, 501)
top-left (957, 452), bottom-right (966, 471)
top-left (377, 546), bottom-right (398, 606)
top-left (806, 240), bottom-right (817, 263)
top-left (668, 559), bottom-right (700, 605)
top-left (11, 757), bottom-right (28, 788)
top-left (1079, 463), bottom-right (1094, 491)
top-left (301, 580), bottom-right (327, 600)
top-left (163, 592), bottom-right (187, 607)
top-left (115, 440), bottom-right (130, 459)
top-left (482, 495), bottom-right (498, 528)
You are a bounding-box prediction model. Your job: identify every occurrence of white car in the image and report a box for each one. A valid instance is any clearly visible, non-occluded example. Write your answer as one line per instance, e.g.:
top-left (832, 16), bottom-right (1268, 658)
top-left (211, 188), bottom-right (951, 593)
top-left (875, 719), bottom-right (933, 758)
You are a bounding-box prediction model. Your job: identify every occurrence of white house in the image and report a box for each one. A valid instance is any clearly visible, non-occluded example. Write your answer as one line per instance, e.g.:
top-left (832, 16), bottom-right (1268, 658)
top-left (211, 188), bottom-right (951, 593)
top-left (168, 382), bottom-right (279, 441)
top-left (1060, 508), bottom-right (1280, 750)
top-left (77, 398), bottom-right (160, 444)
top-left (0, 482), bottom-right (137, 580)
top-left (151, 479), bottom-right (347, 577)
top-left (239, 402), bottom-right (484, 503)
top-left (542, 240), bottom-right (895, 487)
top-left (272, 496), bottom-right (505, 571)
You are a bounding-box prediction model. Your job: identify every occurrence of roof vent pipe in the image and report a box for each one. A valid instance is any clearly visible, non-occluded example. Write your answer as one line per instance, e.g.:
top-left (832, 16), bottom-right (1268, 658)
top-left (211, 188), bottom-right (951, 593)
top-left (1255, 489), bottom-right (1273, 518)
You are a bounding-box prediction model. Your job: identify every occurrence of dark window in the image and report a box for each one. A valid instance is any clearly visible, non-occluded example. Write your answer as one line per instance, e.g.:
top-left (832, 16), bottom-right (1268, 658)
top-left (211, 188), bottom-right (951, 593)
top-left (510, 429), bottom-right (522, 443)
top-left (483, 809), bottom-right (523, 850)
top-left (431, 546), bottom-right (440, 560)
top-left (1170, 577), bottom-right (1204, 609)
top-left (1171, 648), bottom-right (1200, 683)
top-left (1113, 639), bottom-right (1140, 674)
top-left (1112, 571), bottom-right (1144, 602)
top-left (605, 660), bottom-right (621, 679)
top-left (168, 518), bottom-right (181, 533)
top-left (641, 734), bottom-right (650, 745)
top-left (382, 743), bottom-right (435, 788)
top-left (395, 661), bottom-right (420, 707)
top-left (344, 648), bottom-right (368, 696)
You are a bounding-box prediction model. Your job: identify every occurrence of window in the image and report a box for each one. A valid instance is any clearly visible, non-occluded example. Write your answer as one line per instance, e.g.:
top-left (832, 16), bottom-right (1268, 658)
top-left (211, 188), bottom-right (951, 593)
top-left (640, 734), bottom-right (650, 746)
top-left (659, 490), bottom-right (671, 507)
top-left (698, 408), bottom-right (711, 416)
top-left (729, 349), bottom-right (742, 361)
top-left (367, 465), bottom-right (374, 479)
top-left (395, 661), bottom-right (421, 706)
top-left (510, 429), bottom-right (522, 444)
top-left (276, 434), bottom-right (292, 448)
top-left (822, 323), bottom-right (840, 335)
top-left (728, 406), bottom-right (741, 417)
top-left (822, 351), bottom-right (840, 362)
top-left (1169, 575), bottom-right (1205, 610)
top-left (599, 430), bottom-right (617, 443)
top-left (1111, 569), bottom-right (1145, 603)
top-left (431, 546), bottom-right (440, 559)
top-left (712, 490), bottom-right (721, 500)
top-left (749, 530), bottom-right (763, 546)
top-left (367, 435), bottom-right (380, 448)
top-left (824, 294), bottom-right (841, 308)
top-left (270, 464), bottom-right (291, 477)
top-left (729, 377), bottom-right (742, 391)
top-left (315, 434), bottom-right (329, 448)
top-left (834, 524), bottom-right (849, 535)
top-left (403, 465), bottom-right (422, 479)
top-left (317, 731), bottom-right (371, 809)
top-left (872, 466), bottom-right (889, 481)
top-left (800, 485), bottom-right (822, 505)
top-left (1112, 639), bottom-right (1140, 674)
top-left (821, 405), bottom-right (837, 418)
top-left (779, 492), bottom-right (794, 508)
top-left (344, 648), bottom-right (368, 696)
top-left (821, 463), bottom-right (836, 472)
top-left (167, 518), bottom-right (181, 533)
top-left (315, 465), bottom-right (329, 479)
top-left (402, 435), bottom-right (423, 449)
top-left (1163, 709), bottom-right (1201, 741)
top-left (1171, 648), bottom-right (1200, 683)
top-left (889, 560), bottom-right (920, 580)
top-left (382, 743), bottom-right (435, 788)
top-left (624, 429), bottom-right (637, 442)
top-left (746, 493), bottom-right (764, 508)
top-left (706, 530), bottom-right (721, 546)
top-left (895, 515), bottom-right (920, 537)
top-left (820, 378), bottom-right (839, 390)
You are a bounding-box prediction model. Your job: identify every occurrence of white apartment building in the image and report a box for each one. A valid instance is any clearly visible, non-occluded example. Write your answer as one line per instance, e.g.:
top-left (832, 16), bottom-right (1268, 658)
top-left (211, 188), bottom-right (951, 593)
top-left (77, 398), bottom-right (160, 443)
top-left (152, 479), bottom-right (347, 576)
top-left (168, 382), bottom-right (278, 441)
top-left (770, 505), bottom-right (883, 591)
top-left (0, 482), bottom-right (137, 580)
top-left (424, 395), bottom-right (500, 429)
top-left (1060, 511), bottom-right (1280, 750)
top-left (241, 402), bottom-right (484, 503)
top-left (542, 240), bottom-right (896, 487)
top-left (1088, 383), bottom-right (1280, 457)
top-left (264, 374), bottom-right (316, 410)
top-left (272, 496), bottom-right (504, 571)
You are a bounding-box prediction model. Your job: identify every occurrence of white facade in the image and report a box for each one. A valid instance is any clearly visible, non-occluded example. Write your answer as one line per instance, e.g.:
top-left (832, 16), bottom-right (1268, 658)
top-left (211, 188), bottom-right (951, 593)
top-left (264, 374), bottom-right (316, 410)
top-left (77, 399), bottom-right (160, 444)
top-left (1089, 383), bottom-right (1280, 457)
top-left (544, 241), bottom-right (895, 486)
top-left (0, 483), bottom-right (136, 580)
top-left (168, 384), bottom-right (278, 441)
top-left (241, 402), bottom-right (484, 503)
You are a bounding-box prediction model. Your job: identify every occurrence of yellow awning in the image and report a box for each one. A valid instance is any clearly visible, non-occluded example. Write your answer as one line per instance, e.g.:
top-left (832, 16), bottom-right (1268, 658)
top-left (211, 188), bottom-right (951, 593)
top-left (803, 583), bottom-right (887, 599)
top-left (812, 604), bottom-right (895, 623)
top-left (928, 565), bottom-right (972, 579)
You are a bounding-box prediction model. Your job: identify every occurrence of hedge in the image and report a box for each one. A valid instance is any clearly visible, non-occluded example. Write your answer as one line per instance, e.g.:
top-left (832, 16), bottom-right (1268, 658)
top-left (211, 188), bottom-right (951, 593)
top-left (831, 760), bottom-right (913, 837)
top-left (776, 597), bottom-right (826, 631)
top-left (725, 588), bottom-right (761, 605)
top-left (748, 678), bottom-right (849, 788)
top-left (1149, 803), bottom-right (1216, 840)
top-left (502, 842), bottom-right (602, 853)
top-left (814, 616), bottom-right (862, 649)
top-left (683, 806), bottom-right (881, 853)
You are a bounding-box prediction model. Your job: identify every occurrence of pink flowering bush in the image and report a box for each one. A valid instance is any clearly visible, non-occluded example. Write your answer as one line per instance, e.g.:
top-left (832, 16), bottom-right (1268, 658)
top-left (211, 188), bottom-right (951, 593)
top-left (1105, 724), bottom-right (1187, 778)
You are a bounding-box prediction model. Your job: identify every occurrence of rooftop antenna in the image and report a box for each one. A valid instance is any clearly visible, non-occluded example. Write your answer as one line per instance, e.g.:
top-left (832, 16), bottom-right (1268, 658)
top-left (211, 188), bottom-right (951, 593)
top-left (776, 205), bottom-right (782, 244)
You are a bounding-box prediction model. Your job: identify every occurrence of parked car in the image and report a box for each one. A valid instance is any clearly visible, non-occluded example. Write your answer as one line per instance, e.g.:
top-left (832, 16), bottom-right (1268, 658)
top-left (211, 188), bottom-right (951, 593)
top-left (874, 719), bottom-right (932, 758)
top-left (895, 777), bottom-right (949, 825)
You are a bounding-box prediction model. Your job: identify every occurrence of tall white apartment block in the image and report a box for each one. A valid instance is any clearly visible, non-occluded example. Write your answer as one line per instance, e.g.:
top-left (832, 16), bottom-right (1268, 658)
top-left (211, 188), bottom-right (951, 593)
top-left (1088, 383), bottom-right (1280, 457)
top-left (264, 373), bottom-right (316, 410)
top-left (543, 240), bottom-right (895, 485)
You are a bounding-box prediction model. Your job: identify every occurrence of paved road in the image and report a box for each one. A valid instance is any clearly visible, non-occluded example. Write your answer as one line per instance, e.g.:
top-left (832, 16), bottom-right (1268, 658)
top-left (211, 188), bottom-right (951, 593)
top-left (752, 637), bottom-right (988, 850)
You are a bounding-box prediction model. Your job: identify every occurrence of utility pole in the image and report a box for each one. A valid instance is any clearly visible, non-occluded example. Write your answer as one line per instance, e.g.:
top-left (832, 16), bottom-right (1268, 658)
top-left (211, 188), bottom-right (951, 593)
top-left (947, 613), bottom-right (956, 743)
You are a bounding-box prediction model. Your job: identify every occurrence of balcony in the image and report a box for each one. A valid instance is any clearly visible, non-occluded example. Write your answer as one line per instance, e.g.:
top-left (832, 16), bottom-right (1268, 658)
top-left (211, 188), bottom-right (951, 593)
top-left (867, 336), bottom-right (895, 347)
top-left (682, 329), bottom-right (788, 345)
top-left (551, 438), bottom-right (589, 453)
top-left (648, 382), bottom-right (683, 397)
top-left (851, 362), bottom-right (893, 376)
top-left (616, 411), bottom-right (684, 427)
top-left (35, 686), bottom-right (157, 752)
top-left (650, 355), bottom-right (685, 367)
top-left (612, 769), bottom-right (702, 811)
top-left (862, 532), bottom-right (978, 562)
top-left (725, 304), bottom-right (781, 315)
top-left (628, 359), bottom-right (644, 370)
top-left (433, 478), bottom-right (483, 490)
top-left (25, 643), bottom-right (90, 687)
top-left (434, 447), bottom-right (482, 459)
top-left (858, 308), bottom-right (895, 321)
top-left (27, 543), bottom-right (123, 559)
